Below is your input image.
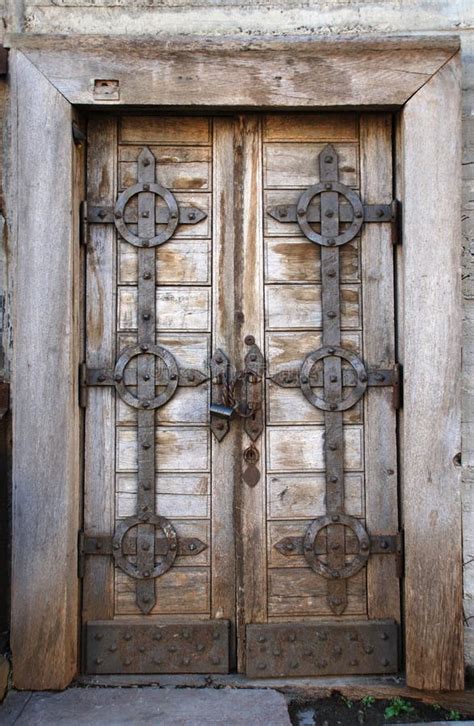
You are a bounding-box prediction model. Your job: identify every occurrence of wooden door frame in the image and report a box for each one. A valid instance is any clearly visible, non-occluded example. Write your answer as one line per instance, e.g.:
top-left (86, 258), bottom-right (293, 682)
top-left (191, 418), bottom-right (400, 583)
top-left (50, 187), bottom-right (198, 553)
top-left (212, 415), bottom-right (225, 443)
top-left (6, 34), bottom-right (463, 691)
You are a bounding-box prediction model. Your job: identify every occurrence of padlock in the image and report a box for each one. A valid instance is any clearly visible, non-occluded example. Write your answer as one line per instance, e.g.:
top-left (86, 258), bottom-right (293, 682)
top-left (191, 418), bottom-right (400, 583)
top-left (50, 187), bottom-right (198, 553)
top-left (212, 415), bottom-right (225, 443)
top-left (209, 403), bottom-right (236, 419)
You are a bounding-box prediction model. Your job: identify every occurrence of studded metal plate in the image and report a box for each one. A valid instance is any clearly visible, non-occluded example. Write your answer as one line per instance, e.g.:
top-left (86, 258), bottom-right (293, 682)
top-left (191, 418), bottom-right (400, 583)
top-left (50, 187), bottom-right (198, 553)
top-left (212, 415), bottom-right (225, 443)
top-left (246, 621), bottom-right (398, 678)
top-left (86, 620), bottom-right (230, 674)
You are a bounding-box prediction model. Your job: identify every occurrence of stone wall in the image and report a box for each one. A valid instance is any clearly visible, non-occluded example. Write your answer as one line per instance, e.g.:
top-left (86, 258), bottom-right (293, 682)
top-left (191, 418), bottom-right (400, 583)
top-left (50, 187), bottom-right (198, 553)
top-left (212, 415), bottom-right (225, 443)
top-left (3, 0), bottom-right (474, 670)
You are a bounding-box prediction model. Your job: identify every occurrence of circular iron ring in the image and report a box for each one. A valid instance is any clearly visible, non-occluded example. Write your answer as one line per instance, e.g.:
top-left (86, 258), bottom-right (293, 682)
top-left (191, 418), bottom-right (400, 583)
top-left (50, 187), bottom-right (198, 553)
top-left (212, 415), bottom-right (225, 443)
top-left (300, 346), bottom-right (367, 412)
top-left (297, 181), bottom-right (364, 247)
top-left (303, 514), bottom-right (370, 579)
top-left (113, 514), bottom-right (178, 580)
top-left (114, 344), bottom-right (179, 410)
top-left (114, 182), bottom-right (179, 247)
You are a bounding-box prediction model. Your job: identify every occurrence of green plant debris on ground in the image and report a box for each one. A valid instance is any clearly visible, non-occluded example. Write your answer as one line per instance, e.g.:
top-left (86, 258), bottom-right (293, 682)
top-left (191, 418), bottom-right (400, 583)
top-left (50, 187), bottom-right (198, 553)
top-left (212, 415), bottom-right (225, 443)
top-left (361, 696), bottom-right (376, 707)
top-left (384, 697), bottom-right (415, 720)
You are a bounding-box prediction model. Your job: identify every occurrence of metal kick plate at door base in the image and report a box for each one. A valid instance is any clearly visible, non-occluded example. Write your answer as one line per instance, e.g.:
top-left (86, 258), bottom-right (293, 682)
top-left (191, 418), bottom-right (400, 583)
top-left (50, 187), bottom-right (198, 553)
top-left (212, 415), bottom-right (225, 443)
top-left (246, 621), bottom-right (398, 678)
top-left (86, 620), bottom-right (230, 674)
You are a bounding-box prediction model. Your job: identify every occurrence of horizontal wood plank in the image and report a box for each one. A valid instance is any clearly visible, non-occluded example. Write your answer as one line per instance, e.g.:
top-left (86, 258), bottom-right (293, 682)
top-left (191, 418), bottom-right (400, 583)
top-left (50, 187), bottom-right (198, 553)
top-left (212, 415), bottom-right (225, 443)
top-left (267, 425), bottom-right (363, 472)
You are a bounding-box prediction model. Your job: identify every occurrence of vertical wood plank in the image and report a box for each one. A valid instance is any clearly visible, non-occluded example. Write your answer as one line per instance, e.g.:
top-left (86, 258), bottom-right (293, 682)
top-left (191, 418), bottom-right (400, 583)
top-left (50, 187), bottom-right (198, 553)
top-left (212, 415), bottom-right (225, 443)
top-left (238, 115), bottom-right (267, 670)
top-left (10, 51), bottom-right (80, 689)
top-left (402, 54), bottom-right (464, 691)
top-left (211, 118), bottom-right (237, 664)
top-left (360, 114), bottom-right (400, 622)
top-left (83, 116), bottom-right (117, 622)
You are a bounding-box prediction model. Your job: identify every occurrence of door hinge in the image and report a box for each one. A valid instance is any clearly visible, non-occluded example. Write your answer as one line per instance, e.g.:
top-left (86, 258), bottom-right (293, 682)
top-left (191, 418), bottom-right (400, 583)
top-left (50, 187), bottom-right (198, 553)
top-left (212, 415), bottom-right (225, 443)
top-left (391, 199), bottom-right (402, 245)
top-left (79, 362), bottom-right (88, 408)
top-left (80, 201), bottom-right (89, 247)
top-left (392, 363), bottom-right (402, 410)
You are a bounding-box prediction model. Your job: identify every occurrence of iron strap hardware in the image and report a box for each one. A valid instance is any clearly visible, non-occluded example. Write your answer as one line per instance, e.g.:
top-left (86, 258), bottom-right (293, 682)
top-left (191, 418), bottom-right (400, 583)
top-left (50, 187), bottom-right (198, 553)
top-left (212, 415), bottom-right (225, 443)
top-left (269, 145), bottom-right (402, 615)
top-left (81, 146), bottom-right (208, 615)
top-left (246, 621), bottom-right (399, 678)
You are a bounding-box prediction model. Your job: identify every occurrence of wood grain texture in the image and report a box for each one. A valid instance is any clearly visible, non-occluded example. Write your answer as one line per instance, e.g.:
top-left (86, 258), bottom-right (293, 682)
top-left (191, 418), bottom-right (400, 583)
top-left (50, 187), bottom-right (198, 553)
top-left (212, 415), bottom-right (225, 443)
top-left (10, 50), bottom-right (80, 689)
top-left (211, 118), bottom-right (237, 657)
top-left (83, 116), bottom-right (117, 624)
top-left (401, 54), bottom-right (464, 691)
top-left (359, 114), bottom-right (400, 622)
top-left (7, 34), bottom-right (459, 107)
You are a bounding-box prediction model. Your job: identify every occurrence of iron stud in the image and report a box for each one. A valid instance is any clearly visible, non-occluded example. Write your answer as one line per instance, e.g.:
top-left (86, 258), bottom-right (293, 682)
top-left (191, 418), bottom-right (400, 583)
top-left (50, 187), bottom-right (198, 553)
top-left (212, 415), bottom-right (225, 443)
top-left (169, 646), bottom-right (177, 653)
top-left (95, 658), bottom-right (103, 665)
top-left (317, 633), bottom-right (327, 642)
top-left (153, 633), bottom-right (162, 641)
top-left (143, 272), bottom-right (152, 280)
top-left (328, 239), bottom-right (336, 246)
top-left (139, 646), bottom-right (146, 653)
top-left (169, 373), bottom-right (177, 381)
top-left (327, 269), bottom-right (336, 277)
top-left (142, 240), bottom-right (149, 247)
top-left (245, 335), bottom-right (255, 345)
top-left (183, 657), bottom-right (190, 665)
top-left (124, 633), bottom-right (132, 641)
top-left (113, 210), bottom-right (121, 219)
top-left (189, 543), bottom-right (197, 551)
top-left (381, 658), bottom-right (390, 666)
top-left (350, 659), bottom-right (359, 666)
top-left (364, 645), bottom-right (374, 654)
top-left (332, 515), bottom-right (340, 522)
top-left (258, 663), bottom-right (266, 670)
top-left (109, 645), bottom-right (117, 652)
top-left (141, 542), bottom-right (151, 551)
top-left (380, 540), bottom-right (388, 550)
top-left (297, 208), bottom-right (305, 217)
top-left (94, 633), bottom-right (103, 641)
top-left (329, 443), bottom-right (337, 451)
top-left (355, 210), bottom-right (363, 218)
top-left (170, 212), bottom-right (178, 219)
top-left (141, 344), bottom-right (149, 352)
top-left (374, 372), bottom-right (384, 381)
top-left (325, 155), bottom-right (334, 163)
top-left (142, 401), bottom-right (150, 409)
top-left (142, 184), bottom-right (150, 191)
top-left (182, 630), bottom-right (190, 639)
top-left (142, 158), bottom-right (151, 167)
top-left (113, 543), bottom-right (120, 550)
top-left (360, 541), bottom-right (369, 551)
top-left (331, 543), bottom-right (340, 551)
top-left (300, 376), bottom-right (308, 384)
top-left (331, 570), bottom-right (340, 579)
top-left (143, 570), bottom-right (150, 578)
top-left (330, 403), bottom-right (337, 411)
top-left (333, 646), bottom-right (342, 655)
top-left (142, 442), bottom-right (151, 449)
top-left (349, 633), bottom-right (358, 641)
top-left (257, 636), bottom-right (266, 643)
top-left (188, 211), bottom-right (196, 221)
top-left (329, 375), bottom-right (337, 383)
top-left (197, 644), bottom-right (205, 652)
top-left (142, 596), bottom-right (151, 604)
top-left (286, 543), bottom-right (294, 551)
top-left (330, 475), bottom-right (338, 483)
top-left (211, 656), bottom-right (221, 665)
top-left (360, 373), bottom-right (368, 382)
top-left (325, 183), bottom-right (332, 190)
top-left (279, 208), bottom-right (288, 218)
top-left (142, 312), bottom-right (151, 321)
top-left (288, 633), bottom-right (296, 642)
top-left (95, 541), bottom-right (102, 550)
top-left (169, 543), bottom-right (177, 551)
top-left (215, 355), bottom-right (223, 364)
top-left (213, 631), bottom-right (221, 640)
top-left (188, 373), bottom-right (195, 382)
top-left (381, 632), bottom-right (389, 640)
top-left (153, 657), bottom-right (162, 665)
top-left (273, 649), bottom-right (281, 656)
top-left (141, 211), bottom-right (150, 218)
top-left (98, 374), bottom-right (106, 382)
top-left (327, 311), bottom-right (336, 318)
top-left (290, 662), bottom-right (299, 669)
top-left (325, 210), bottom-right (334, 218)
top-left (143, 374), bottom-right (150, 381)
top-left (114, 374), bottom-right (123, 383)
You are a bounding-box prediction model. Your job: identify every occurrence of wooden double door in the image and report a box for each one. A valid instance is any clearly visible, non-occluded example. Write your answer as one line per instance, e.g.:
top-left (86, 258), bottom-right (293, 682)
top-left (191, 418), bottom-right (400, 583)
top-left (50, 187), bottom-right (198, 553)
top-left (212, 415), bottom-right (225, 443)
top-left (82, 112), bottom-right (401, 677)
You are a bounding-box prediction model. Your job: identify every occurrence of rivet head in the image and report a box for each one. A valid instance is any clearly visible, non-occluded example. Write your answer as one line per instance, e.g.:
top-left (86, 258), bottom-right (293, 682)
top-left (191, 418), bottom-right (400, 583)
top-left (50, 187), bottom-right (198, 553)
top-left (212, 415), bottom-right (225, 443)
top-left (142, 401), bottom-right (150, 409)
top-left (355, 210), bottom-right (363, 218)
top-left (381, 658), bottom-right (390, 666)
top-left (142, 240), bottom-right (150, 247)
top-left (360, 541), bottom-right (369, 551)
top-left (140, 344), bottom-right (149, 352)
top-left (142, 158), bottom-right (151, 167)
top-left (330, 475), bottom-right (338, 483)
top-left (297, 208), bottom-right (305, 217)
top-left (300, 376), bottom-right (308, 384)
top-left (98, 374), bottom-right (106, 382)
top-left (258, 663), bottom-right (266, 670)
top-left (349, 633), bottom-right (358, 641)
top-left (142, 184), bottom-right (150, 191)
top-left (153, 633), bottom-right (162, 641)
top-left (124, 659), bottom-right (132, 666)
top-left (142, 442), bottom-right (151, 449)
top-left (139, 646), bottom-right (146, 653)
top-left (141, 211), bottom-right (150, 218)
top-left (328, 239), bottom-right (336, 246)
top-left (325, 155), bottom-right (333, 163)
top-left (197, 644), bottom-right (205, 652)
top-left (273, 648), bottom-right (281, 656)
top-left (188, 211), bottom-right (196, 221)
top-left (257, 635), bottom-right (266, 643)
top-left (153, 657), bottom-right (162, 665)
top-left (143, 570), bottom-right (150, 578)
top-left (279, 207), bottom-right (288, 218)
top-left (215, 355), bottom-right (223, 364)
top-left (188, 543), bottom-right (197, 551)
top-left (183, 657), bottom-right (191, 665)
top-left (215, 421), bottom-right (225, 430)
top-left (169, 373), bottom-right (177, 381)
top-left (327, 269), bottom-right (336, 277)
top-left (142, 312), bottom-right (151, 321)
top-left (364, 645), bottom-right (374, 654)
top-left (187, 372), bottom-right (195, 382)
top-left (288, 633), bottom-right (296, 642)
top-left (213, 631), bottom-right (221, 640)
top-left (380, 540), bottom-right (389, 550)
top-left (170, 212), bottom-right (178, 220)
top-left (141, 542), bottom-right (151, 551)
top-left (109, 645), bottom-right (117, 652)
top-left (94, 657), bottom-right (103, 665)
top-left (143, 272), bottom-right (152, 280)
top-left (331, 543), bottom-right (341, 552)
top-left (325, 210), bottom-right (334, 218)
top-left (169, 646), bottom-right (177, 653)
top-left (332, 570), bottom-right (340, 579)
top-left (113, 542), bottom-right (120, 550)
top-left (325, 183), bottom-right (332, 190)
top-left (329, 375), bottom-right (337, 383)
top-left (318, 659), bottom-right (328, 668)
top-left (350, 659), bottom-right (359, 666)
top-left (124, 633), bottom-right (132, 641)
top-left (333, 646), bottom-right (342, 655)
top-left (290, 661), bottom-right (299, 669)
top-left (327, 311), bottom-right (336, 319)
top-left (329, 443), bottom-right (337, 451)
top-left (329, 403), bottom-right (337, 411)
top-left (374, 373), bottom-right (384, 382)
top-left (94, 633), bottom-right (103, 641)
top-left (381, 632), bottom-right (389, 640)
top-left (95, 541), bottom-right (103, 550)
top-left (211, 656), bottom-right (221, 665)
top-left (169, 542), bottom-right (177, 551)
top-left (182, 630), bottom-right (190, 639)
top-left (360, 373), bottom-right (368, 382)
top-left (317, 633), bottom-right (327, 642)
top-left (286, 542), bottom-right (295, 551)
top-left (142, 595), bottom-right (151, 604)
top-left (332, 515), bottom-right (340, 522)
top-left (114, 374), bottom-right (123, 383)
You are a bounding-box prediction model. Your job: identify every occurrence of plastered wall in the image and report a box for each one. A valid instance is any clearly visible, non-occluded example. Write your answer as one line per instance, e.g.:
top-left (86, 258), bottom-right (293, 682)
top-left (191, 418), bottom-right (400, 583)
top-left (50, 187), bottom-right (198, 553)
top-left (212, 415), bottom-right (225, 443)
top-left (3, 0), bottom-right (474, 670)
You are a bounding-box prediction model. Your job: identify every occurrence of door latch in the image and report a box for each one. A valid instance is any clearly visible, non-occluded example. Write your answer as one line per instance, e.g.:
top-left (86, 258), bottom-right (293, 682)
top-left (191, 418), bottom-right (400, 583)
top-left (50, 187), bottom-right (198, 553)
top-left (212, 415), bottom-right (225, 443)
top-left (210, 338), bottom-right (264, 441)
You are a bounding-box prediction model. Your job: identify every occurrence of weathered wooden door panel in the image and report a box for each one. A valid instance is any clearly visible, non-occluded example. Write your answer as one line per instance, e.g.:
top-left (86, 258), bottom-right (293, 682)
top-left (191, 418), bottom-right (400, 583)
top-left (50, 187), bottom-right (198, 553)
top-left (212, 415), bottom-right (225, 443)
top-left (82, 112), bottom-right (401, 677)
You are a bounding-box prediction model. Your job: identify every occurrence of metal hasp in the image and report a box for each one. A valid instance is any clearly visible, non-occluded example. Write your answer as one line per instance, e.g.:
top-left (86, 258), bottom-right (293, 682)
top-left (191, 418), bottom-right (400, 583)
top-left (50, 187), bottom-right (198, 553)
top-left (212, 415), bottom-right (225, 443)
top-left (80, 147), bottom-right (208, 614)
top-left (210, 340), bottom-right (264, 442)
top-left (269, 146), bottom-right (402, 616)
top-left (86, 620), bottom-right (230, 674)
top-left (246, 621), bottom-right (398, 677)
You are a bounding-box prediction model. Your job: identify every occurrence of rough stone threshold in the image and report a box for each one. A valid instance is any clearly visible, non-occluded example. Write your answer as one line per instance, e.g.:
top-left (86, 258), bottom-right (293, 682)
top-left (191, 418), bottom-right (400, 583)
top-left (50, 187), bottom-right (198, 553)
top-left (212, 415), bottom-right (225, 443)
top-left (1, 687), bottom-right (292, 725)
